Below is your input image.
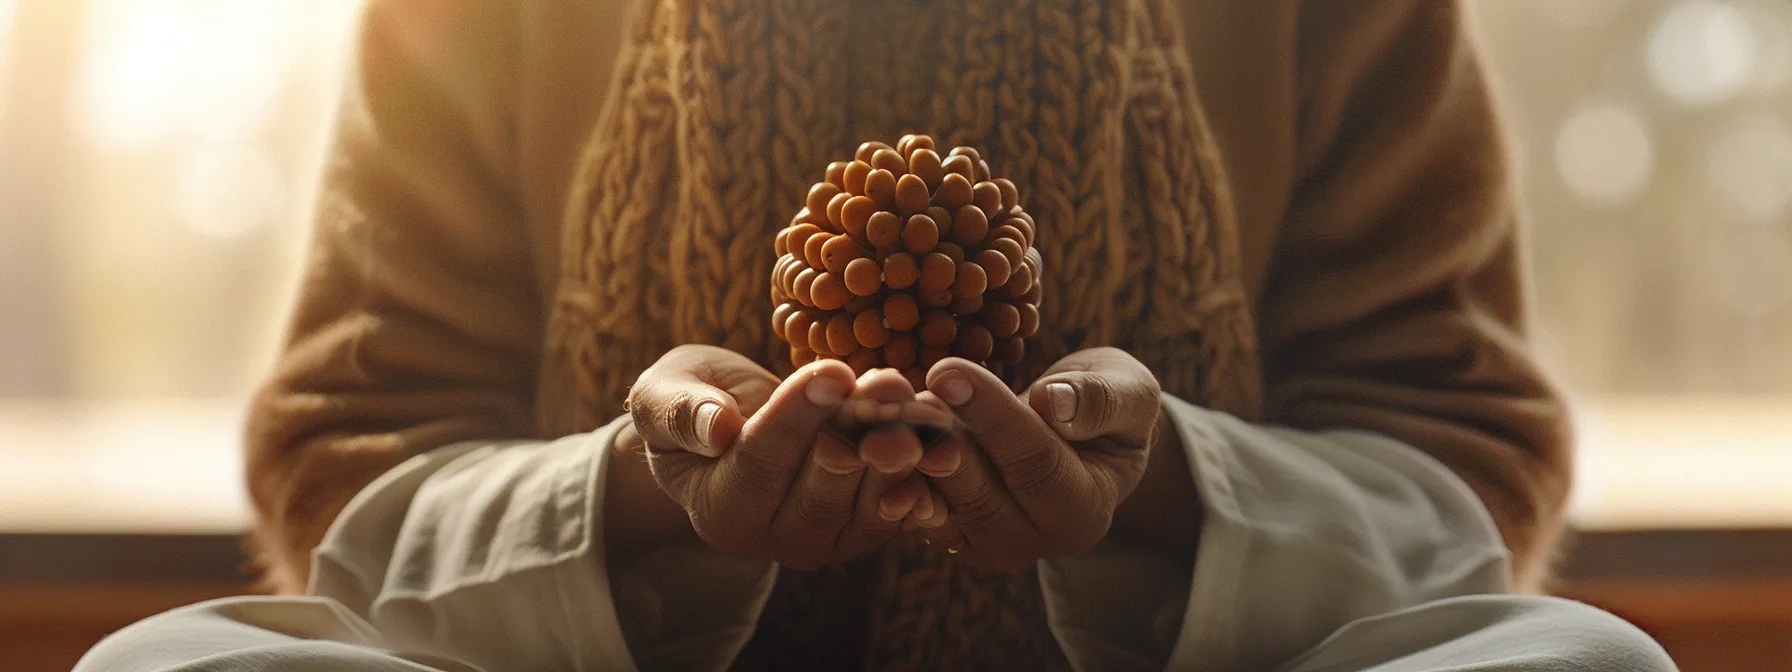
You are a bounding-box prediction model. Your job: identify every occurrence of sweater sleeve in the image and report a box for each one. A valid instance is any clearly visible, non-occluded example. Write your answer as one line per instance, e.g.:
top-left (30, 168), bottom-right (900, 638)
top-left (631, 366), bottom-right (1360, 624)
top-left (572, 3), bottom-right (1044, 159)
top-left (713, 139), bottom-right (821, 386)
top-left (244, 0), bottom-right (543, 591)
top-left (1259, 0), bottom-right (1571, 587)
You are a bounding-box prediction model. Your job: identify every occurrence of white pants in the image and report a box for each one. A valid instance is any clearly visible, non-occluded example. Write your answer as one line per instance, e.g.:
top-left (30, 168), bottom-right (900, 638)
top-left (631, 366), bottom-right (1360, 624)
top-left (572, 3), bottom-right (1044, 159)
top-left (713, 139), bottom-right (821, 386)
top-left (77, 592), bottom-right (1671, 672)
top-left (75, 403), bottom-right (1676, 671)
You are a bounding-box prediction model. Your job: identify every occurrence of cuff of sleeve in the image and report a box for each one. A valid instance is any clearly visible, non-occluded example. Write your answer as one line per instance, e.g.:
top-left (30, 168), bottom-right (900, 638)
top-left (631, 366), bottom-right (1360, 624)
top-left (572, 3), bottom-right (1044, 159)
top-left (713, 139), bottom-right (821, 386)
top-left (1160, 395), bottom-right (1512, 671)
top-left (309, 418), bottom-right (640, 672)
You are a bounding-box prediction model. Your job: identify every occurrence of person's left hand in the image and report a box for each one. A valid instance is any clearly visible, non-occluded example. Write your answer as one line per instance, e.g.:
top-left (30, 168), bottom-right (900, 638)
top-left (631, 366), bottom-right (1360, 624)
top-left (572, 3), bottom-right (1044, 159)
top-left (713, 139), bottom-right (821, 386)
top-left (912, 347), bottom-right (1161, 571)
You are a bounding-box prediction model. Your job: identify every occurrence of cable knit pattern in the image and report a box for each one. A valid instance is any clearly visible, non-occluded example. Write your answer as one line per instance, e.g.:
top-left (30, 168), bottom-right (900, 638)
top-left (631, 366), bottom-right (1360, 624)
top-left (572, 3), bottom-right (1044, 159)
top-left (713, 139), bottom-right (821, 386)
top-left (544, 0), bottom-right (1264, 667)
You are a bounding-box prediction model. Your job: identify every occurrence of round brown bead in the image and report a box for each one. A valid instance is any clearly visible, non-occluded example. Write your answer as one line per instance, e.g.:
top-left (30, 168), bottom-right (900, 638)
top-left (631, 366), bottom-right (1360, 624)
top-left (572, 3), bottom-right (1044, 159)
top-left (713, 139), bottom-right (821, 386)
top-left (953, 324), bottom-right (994, 361)
top-left (790, 347), bottom-right (816, 367)
top-left (786, 224), bottom-right (822, 260)
top-left (843, 257), bottom-right (882, 296)
top-left (937, 242), bottom-right (966, 265)
top-left (949, 293), bottom-right (983, 316)
top-left (982, 301), bottom-right (1021, 337)
top-left (924, 205), bottom-right (951, 236)
top-left (952, 205), bottom-right (989, 246)
top-left (948, 146), bottom-right (981, 162)
top-left (896, 134), bottom-right (917, 155)
top-left (825, 161), bottom-right (848, 187)
top-left (903, 213), bottom-right (939, 254)
top-left (883, 252), bottom-right (919, 289)
top-left (909, 148), bottom-right (944, 189)
top-left (772, 302), bottom-right (796, 338)
top-left (804, 231), bottom-right (832, 270)
top-left (972, 181), bottom-right (1003, 219)
top-left (919, 310), bottom-right (957, 348)
top-left (827, 313), bottom-right (858, 356)
top-left (1017, 302), bottom-right (1040, 337)
top-left (841, 196), bottom-right (877, 239)
top-left (918, 253), bottom-right (956, 292)
top-left (779, 257), bottom-right (806, 296)
top-left (871, 148), bottom-right (907, 176)
top-left (864, 169), bottom-right (898, 209)
top-left (774, 227), bottom-right (790, 256)
top-left (793, 207), bottom-right (828, 228)
top-left (917, 288), bottom-right (954, 308)
top-left (793, 267), bottom-right (819, 306)
top-left (856, 141), bottom-right (891, 165)
top-left (974, 160), bottom-right (991, 183)
top-left (884, 332), bottom-right (919, 370)
top-left (954, 260), bottom-right (988, 299)
top-left (808, 182), bottom-right (841, 216)
top-left (843, 160), bottom-right (872, 196)
top-left (993, 178), bottom-right (1019, 211)
top-left (1020, 280), bottom-right (1042, 305)
top-left (811, 272), bottom-right (850, 310)
top-left (846, 347), bottom-right (881, 375)
top-left (934, 173), bottom-right (974, 210)
top-left (883, 293), bottom-right (920, 331)
top-left (907, 134), bottom-right (935, 154)
top-left (822, 234), bottom-right (866, 275)
top-left (941, 154), bottom-right (975, 182)
top-left (826, 192), bottom-right (852, 230)
top-left (853, 308), bottom-right (888, 348)
top-left (975, 248), bottom-right (1012, 289)
top-left (1000, 263), bottom-right (1033, 299)
top-left (845, 292), bottom-right (879, 313)
top-left (989, 236), bottom-right (1026, 268)
top-left (785, 310), bottom-right (819, 348)
top-left (895, 174), bottom-right (931, 214)
top-left (808, 318), bottom-right (832, 355)
top-left (866, 211), bottom-right (902, 251)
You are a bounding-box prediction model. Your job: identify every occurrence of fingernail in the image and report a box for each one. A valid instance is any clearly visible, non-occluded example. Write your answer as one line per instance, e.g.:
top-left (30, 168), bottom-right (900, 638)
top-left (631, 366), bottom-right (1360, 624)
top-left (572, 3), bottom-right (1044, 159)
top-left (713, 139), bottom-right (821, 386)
top-left (934, 371), bottom-right (973, 406)
top-left (806, 374), bottom-right (847, 406)
top-left (694, 401), bottom-right (720, 450)
top-left (879, 496), bottom-right (913, 521)
top-left (1047, 382), bottom-right (1076, 423)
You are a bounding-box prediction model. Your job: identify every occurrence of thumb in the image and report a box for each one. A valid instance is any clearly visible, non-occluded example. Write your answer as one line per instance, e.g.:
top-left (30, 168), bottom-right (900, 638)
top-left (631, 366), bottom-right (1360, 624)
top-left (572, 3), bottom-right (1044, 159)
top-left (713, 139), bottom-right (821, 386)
top-left (1028, 348), bottom-right (1161, 445)
top-left (628, 346), bottom-right (761, 457)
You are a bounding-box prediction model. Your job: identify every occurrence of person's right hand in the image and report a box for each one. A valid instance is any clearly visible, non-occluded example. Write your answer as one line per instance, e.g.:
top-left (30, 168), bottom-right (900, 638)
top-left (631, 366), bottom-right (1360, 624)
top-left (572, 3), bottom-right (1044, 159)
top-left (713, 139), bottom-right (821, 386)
top-left (620, 345), bottom-right (943, 570)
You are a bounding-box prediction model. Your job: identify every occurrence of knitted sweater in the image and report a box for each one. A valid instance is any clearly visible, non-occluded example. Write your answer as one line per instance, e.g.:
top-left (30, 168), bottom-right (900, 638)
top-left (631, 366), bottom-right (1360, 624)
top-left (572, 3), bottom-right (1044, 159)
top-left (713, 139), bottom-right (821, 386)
top-left (247, 0), bottom-right (1569, 666)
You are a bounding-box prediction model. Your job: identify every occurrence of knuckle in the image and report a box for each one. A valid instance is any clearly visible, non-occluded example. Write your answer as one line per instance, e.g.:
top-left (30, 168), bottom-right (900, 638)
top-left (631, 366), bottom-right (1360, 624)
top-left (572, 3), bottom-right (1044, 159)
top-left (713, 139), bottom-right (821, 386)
top-left (794, 491), bottom-right (855, 530)
top-left (997, 446), bottom-right (1066, 499)
top-left (726, 448), bottom-right (797, 499)
top-left (950, 481), bottom-right (1006, 532)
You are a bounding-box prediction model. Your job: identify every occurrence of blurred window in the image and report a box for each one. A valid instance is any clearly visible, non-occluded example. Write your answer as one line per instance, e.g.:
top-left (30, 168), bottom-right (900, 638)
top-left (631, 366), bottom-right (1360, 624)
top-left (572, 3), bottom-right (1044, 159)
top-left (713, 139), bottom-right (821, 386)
top-left (0, 0), bottom-right (1785, 533)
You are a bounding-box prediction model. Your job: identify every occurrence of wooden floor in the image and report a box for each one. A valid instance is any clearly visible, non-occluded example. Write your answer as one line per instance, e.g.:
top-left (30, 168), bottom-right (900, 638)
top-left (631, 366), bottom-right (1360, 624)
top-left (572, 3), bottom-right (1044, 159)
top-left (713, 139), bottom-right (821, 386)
top-left (2, 530), bottom-right (1787, 671)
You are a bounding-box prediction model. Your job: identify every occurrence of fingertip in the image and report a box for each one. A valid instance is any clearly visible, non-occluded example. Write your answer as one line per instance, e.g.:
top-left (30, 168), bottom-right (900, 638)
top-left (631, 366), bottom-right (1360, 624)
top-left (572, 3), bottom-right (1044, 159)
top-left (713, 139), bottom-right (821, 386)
top-left (800, 359), bottom-right (855, 407)
top-left (812, 432), bottom-right (864, 476)
top-left (859, 425), bottom-right (923, 475)
top-left (916, 439), bottom-right (962, 477)
top-left (925, 358), bottom-right (989, 407)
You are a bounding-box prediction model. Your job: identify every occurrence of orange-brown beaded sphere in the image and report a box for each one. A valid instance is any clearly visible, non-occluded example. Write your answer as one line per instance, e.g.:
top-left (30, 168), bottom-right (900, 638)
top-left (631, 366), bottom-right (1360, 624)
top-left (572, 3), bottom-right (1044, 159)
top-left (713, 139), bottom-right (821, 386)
top-left (772, 134), bottom-right (1042, 381)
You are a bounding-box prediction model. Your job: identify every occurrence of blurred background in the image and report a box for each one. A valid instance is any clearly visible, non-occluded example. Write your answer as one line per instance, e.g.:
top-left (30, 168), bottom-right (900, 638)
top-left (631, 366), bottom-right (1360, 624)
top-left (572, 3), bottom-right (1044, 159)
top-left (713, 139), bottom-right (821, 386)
top-left (0, 0), bottom-right (1787, 669)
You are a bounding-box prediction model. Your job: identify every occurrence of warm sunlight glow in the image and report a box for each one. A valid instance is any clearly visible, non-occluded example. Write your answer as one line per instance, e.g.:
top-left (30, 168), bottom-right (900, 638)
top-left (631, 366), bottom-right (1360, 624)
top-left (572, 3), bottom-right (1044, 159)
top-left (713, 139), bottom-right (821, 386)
top-left (75, 0), bottom-right (298, 151)
top-left (0, 0), bottom-right (15, 120)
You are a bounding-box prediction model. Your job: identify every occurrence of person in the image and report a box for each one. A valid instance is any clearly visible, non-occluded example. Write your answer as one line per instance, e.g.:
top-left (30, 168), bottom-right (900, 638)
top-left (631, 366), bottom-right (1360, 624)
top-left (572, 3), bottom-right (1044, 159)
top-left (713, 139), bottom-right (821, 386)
top-left (79, 0), bottom-right (1677, 670)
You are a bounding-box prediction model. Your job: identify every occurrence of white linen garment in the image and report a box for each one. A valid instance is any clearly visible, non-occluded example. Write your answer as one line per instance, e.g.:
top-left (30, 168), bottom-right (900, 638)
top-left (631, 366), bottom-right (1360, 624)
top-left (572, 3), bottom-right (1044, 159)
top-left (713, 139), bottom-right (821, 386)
top-left (76, 396), bottom-right (1675, 671)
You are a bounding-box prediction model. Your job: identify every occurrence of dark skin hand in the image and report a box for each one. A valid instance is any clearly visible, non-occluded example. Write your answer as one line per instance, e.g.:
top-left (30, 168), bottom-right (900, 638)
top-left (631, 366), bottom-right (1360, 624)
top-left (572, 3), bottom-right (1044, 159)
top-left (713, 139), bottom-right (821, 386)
top-left (607, 344), bottom-right (1201, 574)
top-left (614, 345), bottom-right (950, 570)
top-left (910, 347), bottom-right (1173, 572)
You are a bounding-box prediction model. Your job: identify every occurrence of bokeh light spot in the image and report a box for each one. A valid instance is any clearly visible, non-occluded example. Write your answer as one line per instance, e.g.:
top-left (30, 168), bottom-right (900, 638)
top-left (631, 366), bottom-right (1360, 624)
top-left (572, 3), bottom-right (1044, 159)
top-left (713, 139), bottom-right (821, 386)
top-left (1648, 1), bottom-right (1758, 106)
top-left (1555, 103), bottom-right (1655, 206)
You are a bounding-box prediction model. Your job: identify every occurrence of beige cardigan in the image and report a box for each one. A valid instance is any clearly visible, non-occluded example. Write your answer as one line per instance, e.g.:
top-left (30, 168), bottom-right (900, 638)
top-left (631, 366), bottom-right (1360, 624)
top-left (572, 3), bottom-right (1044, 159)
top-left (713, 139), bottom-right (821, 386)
top-left (248, 0), bottom-right (1569, 595)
